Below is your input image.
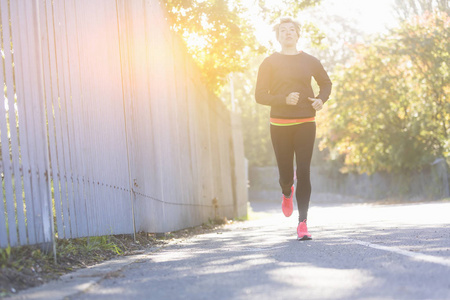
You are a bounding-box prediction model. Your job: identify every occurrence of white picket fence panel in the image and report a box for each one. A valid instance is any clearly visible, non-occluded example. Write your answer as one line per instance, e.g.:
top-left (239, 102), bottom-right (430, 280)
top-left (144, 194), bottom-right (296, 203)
top-left (0, 0), bottom-right (247, 248)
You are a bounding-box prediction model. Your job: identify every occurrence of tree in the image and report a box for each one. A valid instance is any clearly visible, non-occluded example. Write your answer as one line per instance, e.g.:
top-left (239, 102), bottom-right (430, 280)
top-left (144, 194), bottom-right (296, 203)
top-left (163, 0), bottom-right (321, 95)
top-left (162, 0), bottom-right (258, 93)
top-left (318, 11), bottom-right (449, 174)
top-left (306, 14), bottom-right (363, 72)
top-left (394, 0), bottom-right (449, 20)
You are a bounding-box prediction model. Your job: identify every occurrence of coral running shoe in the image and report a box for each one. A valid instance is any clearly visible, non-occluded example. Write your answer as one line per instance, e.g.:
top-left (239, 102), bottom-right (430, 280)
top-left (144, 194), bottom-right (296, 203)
top-left (281, 185), bottom-right (294, 217)
top-left (297, 219), bottom-right (312, 240)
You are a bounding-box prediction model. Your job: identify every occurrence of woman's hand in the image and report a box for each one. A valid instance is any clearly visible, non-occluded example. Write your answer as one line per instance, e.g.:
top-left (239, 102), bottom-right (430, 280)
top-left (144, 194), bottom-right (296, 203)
top-left (308, 97), bottom-right (323, 111)
top-left (286, 92), bottom-right (299, 105)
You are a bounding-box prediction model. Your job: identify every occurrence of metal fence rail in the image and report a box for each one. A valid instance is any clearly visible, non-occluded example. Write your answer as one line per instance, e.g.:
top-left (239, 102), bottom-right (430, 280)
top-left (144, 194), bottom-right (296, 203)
top-left (0, 0), bottom-right (247, 249)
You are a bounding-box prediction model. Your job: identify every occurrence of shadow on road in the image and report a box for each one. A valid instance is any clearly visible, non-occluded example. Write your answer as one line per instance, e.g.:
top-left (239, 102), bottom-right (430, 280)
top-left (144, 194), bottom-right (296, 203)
top-left (71, 200), bottom-right (450, 300)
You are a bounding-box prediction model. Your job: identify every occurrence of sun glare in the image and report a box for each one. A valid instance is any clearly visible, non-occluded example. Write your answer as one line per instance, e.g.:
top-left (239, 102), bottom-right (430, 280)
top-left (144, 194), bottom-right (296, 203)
top-left (184, 32), bottom-right (208, 50)
top-left (243, 0), bottom-right (398, 51)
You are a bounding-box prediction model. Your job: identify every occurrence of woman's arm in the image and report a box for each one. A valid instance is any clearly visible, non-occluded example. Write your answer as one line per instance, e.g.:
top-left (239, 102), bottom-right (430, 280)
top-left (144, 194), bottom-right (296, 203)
top-left (313, 59), bottom-right (332, 103)
top-left (255, 59), bottom-right (288, 106)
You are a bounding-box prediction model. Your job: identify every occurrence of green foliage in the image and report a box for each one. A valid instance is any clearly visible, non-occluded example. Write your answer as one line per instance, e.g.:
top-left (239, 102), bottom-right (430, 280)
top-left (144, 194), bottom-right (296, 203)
top-left (57, 236), bottom-right (124, 257)
top-left (319, 11), bottom-right (449, 174)
top-left (163, 0), bottom-right (260, 94)
top-left (0, 246), bottom-right (11, 267)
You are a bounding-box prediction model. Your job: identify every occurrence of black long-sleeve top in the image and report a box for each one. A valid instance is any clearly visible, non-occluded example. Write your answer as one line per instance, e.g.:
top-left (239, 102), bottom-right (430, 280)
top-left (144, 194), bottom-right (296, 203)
top-left (255, 51), bottom-right (332, 118)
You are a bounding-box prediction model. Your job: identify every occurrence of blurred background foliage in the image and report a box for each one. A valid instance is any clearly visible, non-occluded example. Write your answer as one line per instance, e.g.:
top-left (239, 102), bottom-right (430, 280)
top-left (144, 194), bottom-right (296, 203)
top-left (163, 0), bottom-right (449, 175)
top-left (320, 10), bottom-right (449, 174)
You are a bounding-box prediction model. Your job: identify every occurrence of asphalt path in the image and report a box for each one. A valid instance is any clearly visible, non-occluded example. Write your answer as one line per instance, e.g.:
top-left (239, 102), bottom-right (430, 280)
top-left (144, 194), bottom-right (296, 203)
top-left (12, 199), bottom-right (450, 300)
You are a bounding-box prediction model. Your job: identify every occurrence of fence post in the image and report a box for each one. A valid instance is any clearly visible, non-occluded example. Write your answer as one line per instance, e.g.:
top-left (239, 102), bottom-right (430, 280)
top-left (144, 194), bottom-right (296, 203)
top-left (9, 0), bottom-right (56, 256)
top-left (115, 0), bottom-right (137, 241)
top-left (35, 0), bottom-right (56, 259)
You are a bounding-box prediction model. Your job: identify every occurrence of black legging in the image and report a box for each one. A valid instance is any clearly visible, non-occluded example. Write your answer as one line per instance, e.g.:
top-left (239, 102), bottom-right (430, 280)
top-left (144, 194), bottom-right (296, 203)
top-left (270, 122), bottom-right (316, 222)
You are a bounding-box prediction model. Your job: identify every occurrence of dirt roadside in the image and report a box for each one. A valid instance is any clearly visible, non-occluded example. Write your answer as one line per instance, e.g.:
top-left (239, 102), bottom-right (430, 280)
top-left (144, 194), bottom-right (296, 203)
top-left (0, 219), bottom-right (229, 298)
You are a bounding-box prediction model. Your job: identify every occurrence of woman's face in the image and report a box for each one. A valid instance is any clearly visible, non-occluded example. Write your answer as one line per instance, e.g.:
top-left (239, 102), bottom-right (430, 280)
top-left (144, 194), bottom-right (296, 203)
top-left (277, 22), bottom-right (299, 47)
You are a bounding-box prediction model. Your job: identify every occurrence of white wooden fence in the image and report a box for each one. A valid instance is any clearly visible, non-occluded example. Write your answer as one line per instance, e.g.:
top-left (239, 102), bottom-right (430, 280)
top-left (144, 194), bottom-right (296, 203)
top-left (0, 0), bottom-right (247, 249)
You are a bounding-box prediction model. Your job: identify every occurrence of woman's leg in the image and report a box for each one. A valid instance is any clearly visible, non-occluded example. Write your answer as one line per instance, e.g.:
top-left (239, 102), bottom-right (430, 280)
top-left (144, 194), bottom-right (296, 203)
top-left (293, 122), bottom-right (316, 221)
top-left (270, 125), bottom-right (295, 196)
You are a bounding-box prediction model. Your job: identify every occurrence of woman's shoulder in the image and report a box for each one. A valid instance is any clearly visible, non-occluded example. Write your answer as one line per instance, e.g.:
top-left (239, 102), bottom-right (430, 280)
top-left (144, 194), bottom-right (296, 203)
top-left (258, 53), bottom-right (279, 69)
top-left (261, 52), bottom-right (292, 65)
top-left (300, 51), bottom-right (320, 62)
top-left (263, 52), bottom-right (280, 62)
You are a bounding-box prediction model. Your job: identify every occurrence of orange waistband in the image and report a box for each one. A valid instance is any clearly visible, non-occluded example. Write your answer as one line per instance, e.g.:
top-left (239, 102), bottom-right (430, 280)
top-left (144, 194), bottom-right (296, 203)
top-left (270, 117), bottom-right (315, 126)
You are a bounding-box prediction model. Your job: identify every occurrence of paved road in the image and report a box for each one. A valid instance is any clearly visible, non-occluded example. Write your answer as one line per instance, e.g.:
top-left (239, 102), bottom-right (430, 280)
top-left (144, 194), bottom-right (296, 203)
top-left (13, 200), bottom-right (450, 300)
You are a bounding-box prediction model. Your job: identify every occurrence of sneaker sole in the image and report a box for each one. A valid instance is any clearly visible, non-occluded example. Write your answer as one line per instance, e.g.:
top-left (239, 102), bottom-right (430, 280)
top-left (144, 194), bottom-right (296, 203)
top-left (297, 236), bottom-right (312, 241)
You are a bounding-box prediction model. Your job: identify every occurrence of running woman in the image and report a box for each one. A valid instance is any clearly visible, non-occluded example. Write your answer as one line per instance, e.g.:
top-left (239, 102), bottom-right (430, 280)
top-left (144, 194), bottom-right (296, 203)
top-left (255, 17), bottom-right (332, 240)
